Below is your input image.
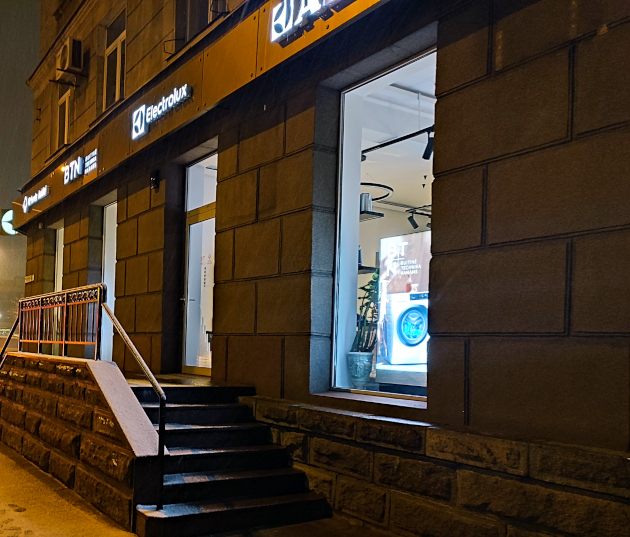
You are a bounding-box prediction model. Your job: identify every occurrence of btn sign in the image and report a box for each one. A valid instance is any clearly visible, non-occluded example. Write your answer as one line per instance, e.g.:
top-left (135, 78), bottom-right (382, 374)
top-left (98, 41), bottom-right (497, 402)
top-left (271, 0), bottom-right (356, 41)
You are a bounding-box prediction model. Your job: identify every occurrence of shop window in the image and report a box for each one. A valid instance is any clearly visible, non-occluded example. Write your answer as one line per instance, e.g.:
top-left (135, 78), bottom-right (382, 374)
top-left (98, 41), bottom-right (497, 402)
top-left (183, 153), bottom-right (217, 373)
top-left (333, 52), bottom-right (436, 398)
top-left (57, 87), bottom-right (70, 149)
top-left (101, 202), bottom-right (117, 361)
top-left (104, 9), bottom-right (126, 110)
top-left (175, 0), bottom-right (227, 50)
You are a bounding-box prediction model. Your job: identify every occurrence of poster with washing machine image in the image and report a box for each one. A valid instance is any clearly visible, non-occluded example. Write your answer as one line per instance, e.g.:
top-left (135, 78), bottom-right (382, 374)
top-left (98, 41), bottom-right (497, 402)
top-left (377, 232), bottom-right (431, 368)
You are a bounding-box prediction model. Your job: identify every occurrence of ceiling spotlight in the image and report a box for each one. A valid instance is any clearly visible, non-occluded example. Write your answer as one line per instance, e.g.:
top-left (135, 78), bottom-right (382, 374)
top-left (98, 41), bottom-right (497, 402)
top-left (422, 133), bottom-right (434, 160)
top-left (408, 214), bottom-right (419, 230)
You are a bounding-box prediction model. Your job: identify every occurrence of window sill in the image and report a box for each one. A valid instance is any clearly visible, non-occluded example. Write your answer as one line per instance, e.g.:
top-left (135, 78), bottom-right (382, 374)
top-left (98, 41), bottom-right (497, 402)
top-left (313, 390), bottom-right (427, 410)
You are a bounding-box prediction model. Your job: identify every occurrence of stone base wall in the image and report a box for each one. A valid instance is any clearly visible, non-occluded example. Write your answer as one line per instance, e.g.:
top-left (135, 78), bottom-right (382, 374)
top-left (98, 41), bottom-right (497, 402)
top-left (251, 397), bottom-right (630, 537)
top-left (0, 354), bottom-right (135, 528)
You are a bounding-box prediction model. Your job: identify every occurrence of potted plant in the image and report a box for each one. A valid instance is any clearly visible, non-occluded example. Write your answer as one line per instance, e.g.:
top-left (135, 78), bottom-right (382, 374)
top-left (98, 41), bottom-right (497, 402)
top-left (347, 271), bottom-right (379, 388)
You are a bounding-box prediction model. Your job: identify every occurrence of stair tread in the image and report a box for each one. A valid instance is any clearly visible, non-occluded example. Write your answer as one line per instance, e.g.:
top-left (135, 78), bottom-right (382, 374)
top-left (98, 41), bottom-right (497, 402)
top-left (142, 402), bottom-right (248, 409)
top-left (167, 444), bottom-right (285, 456)
top-left (158, 423), bottom-right (267, 432)
top-left (164, 467), bottom-right (302, 486)
top-left (137, 492), bottom-right (326, 518)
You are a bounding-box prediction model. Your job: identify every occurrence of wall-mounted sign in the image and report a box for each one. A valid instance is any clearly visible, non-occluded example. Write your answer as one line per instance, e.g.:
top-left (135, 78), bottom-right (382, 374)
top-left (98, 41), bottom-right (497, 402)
top-left (271, 0), bottom-right (355, 41)
top-left (0, 210), bottom-right (17, 236)
top-left (25, 275), bottom-right (35, 284)
top-left (63, 157), bottom-right (84, 184)
top-left (85, 149), bottom-right (98, 174)
top-left (22, 186), bottom-right (49, 214)
top-left (131, 84), bottom-right (192, 140)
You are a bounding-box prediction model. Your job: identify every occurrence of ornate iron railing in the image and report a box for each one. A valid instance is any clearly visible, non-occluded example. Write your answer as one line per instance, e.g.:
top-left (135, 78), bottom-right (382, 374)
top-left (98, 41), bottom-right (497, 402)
top-left (0, 283), bottom-right (167, 510)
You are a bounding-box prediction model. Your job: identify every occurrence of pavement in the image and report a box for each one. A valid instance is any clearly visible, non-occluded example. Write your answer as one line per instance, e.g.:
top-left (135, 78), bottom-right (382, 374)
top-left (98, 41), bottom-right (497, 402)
top-left (0, 441), bottom-right (392, 537)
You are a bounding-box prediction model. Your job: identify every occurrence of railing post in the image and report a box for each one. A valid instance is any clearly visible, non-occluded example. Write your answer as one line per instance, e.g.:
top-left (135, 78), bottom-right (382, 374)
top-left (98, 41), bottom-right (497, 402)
top-left (158, 396), bottom-right (166, 511)
top-left (37, 298), bottom-right (43, 355)
top-left (62, 292), bottom-right (68, 357)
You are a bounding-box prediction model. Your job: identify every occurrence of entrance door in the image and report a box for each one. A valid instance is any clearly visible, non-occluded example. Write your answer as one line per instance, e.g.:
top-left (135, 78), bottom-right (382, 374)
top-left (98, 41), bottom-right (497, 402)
top-left (183, 154), bottom-right (217, 375)
top-left (101, 202), bottom-right (117, 361)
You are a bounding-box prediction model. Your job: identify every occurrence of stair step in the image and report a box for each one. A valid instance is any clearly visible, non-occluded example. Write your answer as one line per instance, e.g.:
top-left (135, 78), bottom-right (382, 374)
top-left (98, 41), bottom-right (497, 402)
top-left (162, 467), bottom-right (307, 504)
top-left (165, 445), bottom-right (289, 474)
top-left (132, 385), bottom-right (255, 405)
top-left (159, 423), bottom-right (270, 448)
top-left (136, 492), bottom-right (332, 537)
top-left (142, 402), bottom-right (253, 425)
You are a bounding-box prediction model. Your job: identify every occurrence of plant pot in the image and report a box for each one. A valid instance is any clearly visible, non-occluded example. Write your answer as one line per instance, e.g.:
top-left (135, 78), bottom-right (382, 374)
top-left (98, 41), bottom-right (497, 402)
top-left (347, 351), bottom-right (373, 388)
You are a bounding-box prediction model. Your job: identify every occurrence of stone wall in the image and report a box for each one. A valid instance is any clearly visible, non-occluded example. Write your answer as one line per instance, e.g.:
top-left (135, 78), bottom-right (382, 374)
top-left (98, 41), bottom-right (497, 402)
top-left (25, 227), bottom-right (55, 297)
top-left (427, 0), bottom-right (630, 451)
top-left (62, 204), bottom-right (104, 291)
top-left (252, 397), bottom-right (630, 537)
top-left (0, 354), bottom-right (137, 528)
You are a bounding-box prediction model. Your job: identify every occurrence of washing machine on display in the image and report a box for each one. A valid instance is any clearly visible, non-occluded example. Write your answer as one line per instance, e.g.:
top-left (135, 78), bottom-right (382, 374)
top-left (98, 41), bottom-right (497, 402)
top-left (384, 292), bottom-right (429, 365)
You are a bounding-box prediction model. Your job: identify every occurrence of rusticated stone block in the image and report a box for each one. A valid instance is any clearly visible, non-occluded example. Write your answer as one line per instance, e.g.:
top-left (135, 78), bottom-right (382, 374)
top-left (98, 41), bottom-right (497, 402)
top-left (391, 491), bottom-right (505, 537)
top-left (8, 370), bottom-right (26, 383)
top-left (294, 463), bottom-right (335, 504)
top-left (49, 451), bottom-right (76, 487)
top-left (24, 412), bottom-right (41, 436)
top-left (507, 527), bottom-right (559, 537)
top-left (310, 437), bottom-right (372, 479)
top-left (458, 470), bottom-right (630, 537)
top-left (41, 375), bottom-right (64, 394)
top-left (13, 358), bottom-right (24, 368)
top-left (57, 400), bottom-right (92, 429)
top-left (335, 476), bottom-right (389, 526)
top-left (1, 402), bottom-right (25, 429)
top-left (5, 383), bottom-right (23, 403)
top-left (85, 387), bottom-right (106, 408)
top-left (22, 435), bottom-right (50, 471)
top-left (25, 372), bottom-right (42, 388)
top-left (2, 424), bottom-right (23, 454)
top-left (75, 367), bottom-right (92, 382)
top-left (300, 407), bottom-right (356, 440)
top-left (64, 382), bottom-right (86, 401)
top-left (39, 419), bottom-right (80, 458)
top-left (255, 400), bottom-right (299, 427)
top-left (93, 410), bottom-right (125, 442)
top-left (38, 361), bottom-right (56, 373)
top-left (74, 466), bottom-right (132, 527)
top-left (357, 416), bottom-right (427, 453)
top-left (23, 358), bottom-right (39, 370)
top-left (80, 436), bottom-right (133, 485)
top-left (426, 428), bottom-right (528, 475)
top-left (529, 443), bottom-right (630, 499)
top-left (281, 431), bottom-right (308, 463)
top-left (56, 364), bottom-right (76, 377)
top-left (374, 453), bottom-right (454, 501)
top-left (23, 389), bottom-right (57, 416)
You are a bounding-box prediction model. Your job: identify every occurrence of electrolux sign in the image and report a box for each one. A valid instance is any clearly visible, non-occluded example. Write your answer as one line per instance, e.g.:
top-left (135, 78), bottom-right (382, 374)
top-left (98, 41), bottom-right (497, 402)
top-left (271, 0), bottom-right (356, 41)
top-left (131, 84), bottom-right (192, 140)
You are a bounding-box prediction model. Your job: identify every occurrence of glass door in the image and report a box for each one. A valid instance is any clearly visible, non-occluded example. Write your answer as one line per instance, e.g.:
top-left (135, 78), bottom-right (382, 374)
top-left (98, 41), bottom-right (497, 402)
top-left (183, 154), bottom-right (217, 375)
top-left (101, 202), bottom-right (117, 361)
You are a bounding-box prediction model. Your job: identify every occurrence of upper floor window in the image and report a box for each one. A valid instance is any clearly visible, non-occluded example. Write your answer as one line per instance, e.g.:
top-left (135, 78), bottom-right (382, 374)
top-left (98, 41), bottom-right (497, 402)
top-left (57, 87), bottom-right (70, 149)
top-left (104, 10), bottom-right (126, 110)
top-left (175, 0), bottom-right (227, 50)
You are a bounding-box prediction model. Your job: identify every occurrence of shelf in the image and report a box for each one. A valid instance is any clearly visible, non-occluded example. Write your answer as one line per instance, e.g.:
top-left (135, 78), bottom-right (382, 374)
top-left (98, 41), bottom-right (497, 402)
top-left (358, 265), bottom-right (378, 275)
top-left (359, 210), bottom-right (384, 222)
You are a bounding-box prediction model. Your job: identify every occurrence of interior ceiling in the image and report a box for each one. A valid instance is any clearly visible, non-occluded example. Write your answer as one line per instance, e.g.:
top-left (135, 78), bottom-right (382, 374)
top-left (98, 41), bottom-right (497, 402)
top-left (358, 52), bottom-right (436, 212)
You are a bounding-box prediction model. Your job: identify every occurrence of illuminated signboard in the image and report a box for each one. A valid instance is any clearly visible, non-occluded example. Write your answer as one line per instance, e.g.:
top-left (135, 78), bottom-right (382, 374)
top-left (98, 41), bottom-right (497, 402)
top-left (85, 149), bottom-right (98, 174)
top-left (0, 210), bottom-right (17, 236)
top-left (62, 149), bottom-right (98, 184)
top-left (22, 186), bottom-right (49, 213)
top-left (271, 0), bottom-right (355, 41)
top-left (132, 84), bottom-right (192, 140)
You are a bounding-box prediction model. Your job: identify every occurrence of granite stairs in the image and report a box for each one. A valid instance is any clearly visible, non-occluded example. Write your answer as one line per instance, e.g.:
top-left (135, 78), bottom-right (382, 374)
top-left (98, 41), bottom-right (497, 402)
top-left (132, 385), bottom-right (331, 537)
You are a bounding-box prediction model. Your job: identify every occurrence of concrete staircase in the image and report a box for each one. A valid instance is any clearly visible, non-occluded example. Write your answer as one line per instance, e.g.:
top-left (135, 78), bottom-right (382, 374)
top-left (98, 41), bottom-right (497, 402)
top-left (132, 385), bottom-right (331, 537)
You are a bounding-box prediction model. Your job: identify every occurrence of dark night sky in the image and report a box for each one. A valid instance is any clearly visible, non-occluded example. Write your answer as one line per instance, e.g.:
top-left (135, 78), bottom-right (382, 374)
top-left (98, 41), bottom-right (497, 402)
top-left (0, 1), bottom-right (40, 326)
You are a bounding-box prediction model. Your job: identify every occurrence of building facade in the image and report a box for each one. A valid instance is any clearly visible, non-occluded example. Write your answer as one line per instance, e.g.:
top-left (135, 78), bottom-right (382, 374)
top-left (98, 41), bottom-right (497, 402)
top-left (14, 0), bottom-right (630, 534)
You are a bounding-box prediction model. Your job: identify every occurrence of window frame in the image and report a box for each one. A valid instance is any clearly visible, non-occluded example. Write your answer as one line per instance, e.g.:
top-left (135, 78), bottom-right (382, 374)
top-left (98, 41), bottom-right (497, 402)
top-left (57, 88), bottom-right (71, 149)
top-left (103, 11), bottom-right (126, 111)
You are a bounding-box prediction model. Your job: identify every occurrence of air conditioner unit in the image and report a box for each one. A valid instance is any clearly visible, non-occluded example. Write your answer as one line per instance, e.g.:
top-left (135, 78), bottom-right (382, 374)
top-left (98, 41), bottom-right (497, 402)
top-left (56, 38), bottom-right (83, 82)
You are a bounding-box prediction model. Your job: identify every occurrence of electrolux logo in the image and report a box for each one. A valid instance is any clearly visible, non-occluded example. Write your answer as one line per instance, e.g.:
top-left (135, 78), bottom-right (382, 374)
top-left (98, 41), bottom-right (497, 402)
top-left (271, 0), bottom-right (355, 41)
top-left (131, 84), bottom-right (192, 140)
top-left (22, 186), bottom-right (50, 214)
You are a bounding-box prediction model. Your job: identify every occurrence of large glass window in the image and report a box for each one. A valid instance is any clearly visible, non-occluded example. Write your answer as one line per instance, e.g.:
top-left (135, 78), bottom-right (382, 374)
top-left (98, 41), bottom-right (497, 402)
top-left (54, 227), bottom-right (64, 292)
top-left (334, 52), bottom-right (436, 398)
top-left (175, 0), bottom-right (226, 50)
top-left (101, 202), bottom-right (117, 361)
top-left (184, 154), bottom-right (217, 373)
top-left (104, 10), bottom-right (126, 110)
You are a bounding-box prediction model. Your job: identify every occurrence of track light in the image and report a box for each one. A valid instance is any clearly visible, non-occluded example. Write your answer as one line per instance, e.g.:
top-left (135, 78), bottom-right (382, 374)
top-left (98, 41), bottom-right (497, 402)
top-left (422, 132), bottom-right (434, 160)
top-left (408, 214), bottom-right (419, 230)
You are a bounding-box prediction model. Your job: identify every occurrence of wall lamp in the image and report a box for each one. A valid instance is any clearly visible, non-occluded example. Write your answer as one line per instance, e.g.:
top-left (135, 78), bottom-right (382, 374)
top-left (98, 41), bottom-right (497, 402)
top-left (150, 170), bottom-right (160, 191)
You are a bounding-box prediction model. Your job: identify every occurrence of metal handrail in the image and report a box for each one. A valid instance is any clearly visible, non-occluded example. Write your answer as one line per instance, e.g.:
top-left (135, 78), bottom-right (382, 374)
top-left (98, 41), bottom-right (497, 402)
top-left (101, 303), bottom-right (167, 511)
top-left (0, 317), bottom-right (20, 370)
